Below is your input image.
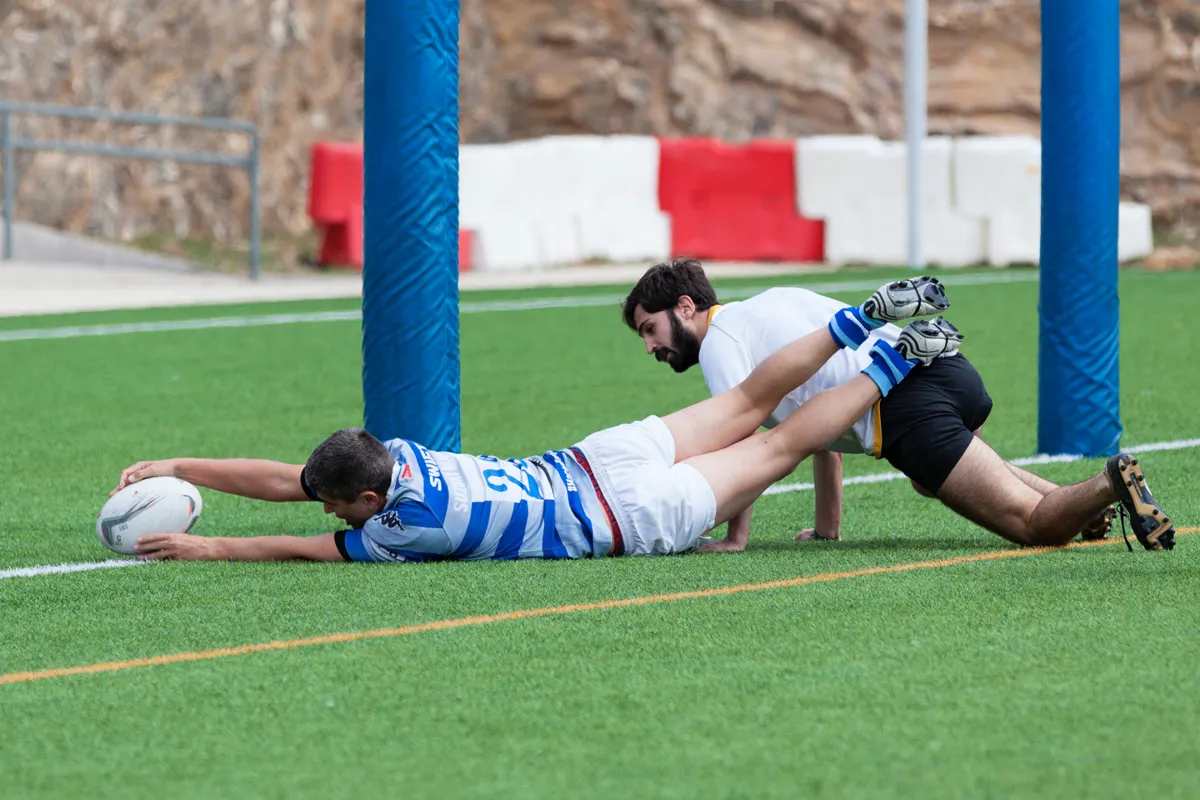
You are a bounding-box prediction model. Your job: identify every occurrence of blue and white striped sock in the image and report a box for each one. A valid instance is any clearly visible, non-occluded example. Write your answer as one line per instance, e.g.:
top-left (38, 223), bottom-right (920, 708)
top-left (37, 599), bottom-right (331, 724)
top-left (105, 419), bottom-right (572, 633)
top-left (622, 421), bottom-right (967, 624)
top-left (828, 305), bottom-right (886, 350)
top-left (861, 341), bottom-right (918, 397)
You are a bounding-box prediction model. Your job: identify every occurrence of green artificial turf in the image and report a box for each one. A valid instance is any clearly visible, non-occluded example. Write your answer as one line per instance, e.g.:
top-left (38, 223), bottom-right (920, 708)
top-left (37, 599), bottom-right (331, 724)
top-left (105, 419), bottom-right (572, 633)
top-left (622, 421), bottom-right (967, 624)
top-left (0, 267), bottom-right (1196, 798)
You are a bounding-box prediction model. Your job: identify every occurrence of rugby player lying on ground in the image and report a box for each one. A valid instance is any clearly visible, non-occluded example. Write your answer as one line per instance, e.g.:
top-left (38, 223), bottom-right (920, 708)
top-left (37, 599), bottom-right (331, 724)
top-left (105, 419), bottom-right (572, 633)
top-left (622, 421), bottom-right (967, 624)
top-left (111, 278), bottom-right (959, 562)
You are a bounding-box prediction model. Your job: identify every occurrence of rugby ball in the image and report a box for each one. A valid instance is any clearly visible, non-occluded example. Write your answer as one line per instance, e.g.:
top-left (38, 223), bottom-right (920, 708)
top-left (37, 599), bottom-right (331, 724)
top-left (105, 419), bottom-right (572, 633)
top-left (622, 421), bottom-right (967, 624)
top-left (96, 476), bottom-right (203, 555)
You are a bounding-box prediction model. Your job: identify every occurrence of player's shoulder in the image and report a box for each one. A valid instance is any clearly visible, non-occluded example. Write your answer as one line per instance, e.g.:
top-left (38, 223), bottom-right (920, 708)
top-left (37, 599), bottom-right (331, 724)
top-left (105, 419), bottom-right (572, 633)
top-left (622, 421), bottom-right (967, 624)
top-left (380, 437), bottom-right (413, 462)
top-left (705, 298), bottom-right (749, 338)
top-left (699, 308), bottom-right (745, 364)
top-left (375, 438), bottom-right (424, 493)
top-left (715, 286), bottom-right (829, 320)
top-left (707, 287), bottom-right (827, 336)
top-left (382, 437), bottom-right (441, 477)
top-left (752, 285), bottom-right (842, 310)
top-left (748, 285), bottom-right (850, 329)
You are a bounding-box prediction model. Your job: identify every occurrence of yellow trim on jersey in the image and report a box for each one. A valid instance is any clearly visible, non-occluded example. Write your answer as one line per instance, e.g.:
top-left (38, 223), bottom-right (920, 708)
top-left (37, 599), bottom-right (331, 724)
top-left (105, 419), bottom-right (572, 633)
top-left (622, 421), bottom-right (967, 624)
top-left (872, 399), bottom-right (883, 459)
top-left (706, 304), bottom-right (724, 326)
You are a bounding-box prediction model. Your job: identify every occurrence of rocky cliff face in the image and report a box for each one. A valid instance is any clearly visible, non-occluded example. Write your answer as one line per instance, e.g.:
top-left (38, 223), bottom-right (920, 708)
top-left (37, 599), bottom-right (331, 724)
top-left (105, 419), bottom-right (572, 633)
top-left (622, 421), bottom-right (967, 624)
top-left (1, 0), bottom-right (1196, 248)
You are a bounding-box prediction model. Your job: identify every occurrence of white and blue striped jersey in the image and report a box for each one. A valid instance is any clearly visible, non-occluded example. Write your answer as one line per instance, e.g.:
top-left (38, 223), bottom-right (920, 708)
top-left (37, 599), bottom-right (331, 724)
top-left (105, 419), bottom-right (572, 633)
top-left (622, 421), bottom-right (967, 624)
top-left (329, 439), bottom-right (616, 562)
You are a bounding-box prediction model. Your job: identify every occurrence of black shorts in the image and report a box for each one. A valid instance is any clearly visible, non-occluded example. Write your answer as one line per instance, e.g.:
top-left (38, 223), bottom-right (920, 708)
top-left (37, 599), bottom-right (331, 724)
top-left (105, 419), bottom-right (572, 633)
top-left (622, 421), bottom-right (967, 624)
top-left (876, 353), bottom-right (993, 495)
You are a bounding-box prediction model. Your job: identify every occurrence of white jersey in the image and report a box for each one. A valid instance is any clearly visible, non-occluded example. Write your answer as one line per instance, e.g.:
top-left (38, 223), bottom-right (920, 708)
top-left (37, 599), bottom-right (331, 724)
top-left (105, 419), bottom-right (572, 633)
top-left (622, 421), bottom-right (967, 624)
top-left (698, 287), bottom-right (901, 456)
top-left (331, 439), bottom-right (615, 562)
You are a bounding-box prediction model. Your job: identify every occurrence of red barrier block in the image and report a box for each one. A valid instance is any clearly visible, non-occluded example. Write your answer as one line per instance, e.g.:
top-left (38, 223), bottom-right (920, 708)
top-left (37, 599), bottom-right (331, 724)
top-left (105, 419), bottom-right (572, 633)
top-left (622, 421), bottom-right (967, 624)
top-left (309, 142), bottom-right (363, 223)
top-left (657, 138), bottom-right (825, 262)
top-left (309, 141), bottom-right (473, 272)
top-left (459, 229), bottom-right (474, 272)
top-left (309, 142), bottom-right (364, 268)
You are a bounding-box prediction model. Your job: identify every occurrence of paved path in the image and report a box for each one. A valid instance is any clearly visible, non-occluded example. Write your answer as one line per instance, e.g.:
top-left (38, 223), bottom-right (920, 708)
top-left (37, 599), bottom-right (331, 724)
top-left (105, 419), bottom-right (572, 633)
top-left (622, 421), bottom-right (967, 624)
top-left (0, 260), bottom-right (838, 317)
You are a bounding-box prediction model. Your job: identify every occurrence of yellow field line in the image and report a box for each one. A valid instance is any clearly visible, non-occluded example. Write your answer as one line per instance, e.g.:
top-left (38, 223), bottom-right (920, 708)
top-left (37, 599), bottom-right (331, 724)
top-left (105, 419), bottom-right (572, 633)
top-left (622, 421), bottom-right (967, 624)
top-left (3, 528), bottom-right (1193, 687)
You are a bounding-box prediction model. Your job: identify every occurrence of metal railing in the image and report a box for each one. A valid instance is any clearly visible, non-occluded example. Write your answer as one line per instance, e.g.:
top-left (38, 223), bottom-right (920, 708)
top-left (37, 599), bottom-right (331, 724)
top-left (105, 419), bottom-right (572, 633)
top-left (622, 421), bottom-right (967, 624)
top-left (0, 101), bottom-right (261, 279)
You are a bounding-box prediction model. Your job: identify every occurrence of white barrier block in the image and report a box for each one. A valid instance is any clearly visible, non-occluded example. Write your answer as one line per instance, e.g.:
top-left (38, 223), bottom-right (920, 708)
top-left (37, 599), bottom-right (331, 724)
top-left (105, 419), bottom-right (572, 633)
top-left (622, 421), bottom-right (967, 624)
top-left (893, 138), bottom-right (987, 265)
top-left (953, 136), bottom-right (1041, 217)
top-left (985, 204), bottom-right (1041, 266)
top-left (459, 142), bottom-right (524, 230)
top-left (471, 216), bottom-right (544, 272)
top-left (795, 135), bottom-right (882, 218)
top-left (917, 137), bottom-right (956, 212)
top-left (1118, 202), bottom-right (1153, 263)
top-left (535, 210), bottom-right (585, 267)
top-left (583, 135), bottom-right (663, 205)
top-left (578, 210), bottom-right (671, 263)
top-left (519, 137), bottom-right (589, 219)
top-left (518, 138), bottom-right (587, 267)
top-left (926, 210), bottom-right (988, 267)
top-left (463, 138), bottom-right (587, 270)
top-left (974, 200), bottom-right (1152, 267)
top-left (822, 212), bottom-right (873, 265)
top-left (461, 142), bottom-right (553, 271)
top-left (460, 135), bottom-right (669, 270)
top-left (798, 137), bottom-right (892, 264)
top-left (573, 135), bottom-right (669, 263)
top-left (950, 136), bottom-right (1042, 266)
top-left (809, 137), bottom-right (985, 266)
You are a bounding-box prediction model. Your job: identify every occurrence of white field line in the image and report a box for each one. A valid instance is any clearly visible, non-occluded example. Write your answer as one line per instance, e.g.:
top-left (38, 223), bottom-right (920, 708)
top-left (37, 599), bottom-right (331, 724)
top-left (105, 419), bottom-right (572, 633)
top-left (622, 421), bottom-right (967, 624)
top-left (4, 433), bottom-right (1195, 583)
top-left (0, 559), bottom-right (151, 580)
top-left (0, 271), bottom-right (1038, 344)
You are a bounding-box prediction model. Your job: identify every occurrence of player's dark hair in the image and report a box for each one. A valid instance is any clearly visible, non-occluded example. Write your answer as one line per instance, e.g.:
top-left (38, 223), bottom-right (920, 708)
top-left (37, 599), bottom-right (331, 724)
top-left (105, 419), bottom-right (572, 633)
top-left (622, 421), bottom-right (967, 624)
top-left (621, 257), bottom-right (719, 331)
top-left (304, 427), bottom-right (394, 502)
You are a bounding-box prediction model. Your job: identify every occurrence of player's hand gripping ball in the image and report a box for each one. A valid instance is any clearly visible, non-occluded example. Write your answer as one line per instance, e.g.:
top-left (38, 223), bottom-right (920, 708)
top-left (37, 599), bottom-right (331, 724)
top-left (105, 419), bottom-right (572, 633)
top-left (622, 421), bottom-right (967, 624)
top-left (96, 477), bottom-right (203, 555)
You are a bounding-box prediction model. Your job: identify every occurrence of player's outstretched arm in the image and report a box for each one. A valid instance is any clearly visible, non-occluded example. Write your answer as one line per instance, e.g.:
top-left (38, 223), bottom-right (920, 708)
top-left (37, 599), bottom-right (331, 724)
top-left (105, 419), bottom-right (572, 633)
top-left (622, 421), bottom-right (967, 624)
top-left (134, 532), bottom-right (344, 562)
top-left (798, 450), bottom-right (843, 541)
top-left (113, 458), bottom-right (308, 502)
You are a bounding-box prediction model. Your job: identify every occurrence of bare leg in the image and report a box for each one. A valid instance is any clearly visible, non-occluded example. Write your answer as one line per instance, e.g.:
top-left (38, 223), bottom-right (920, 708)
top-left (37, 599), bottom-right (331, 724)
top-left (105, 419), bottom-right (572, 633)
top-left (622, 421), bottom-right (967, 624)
top-left (936, 438), bottom-right (1117, 546)
top-left (1025, 474), bottom-right (1115, 539)
top-left (923, 432), bottom-right (1111, 539)
top-left (1004, 458), bottom-right (1115, 539)
top-left (910, 462), bottom-right (1050, 499)
top-left (1005, 462), bottom-right (1058, 494)
top-left (663, 327), bottom-right (840, 463)
top-left (684, 375), bottom-right (882, 525)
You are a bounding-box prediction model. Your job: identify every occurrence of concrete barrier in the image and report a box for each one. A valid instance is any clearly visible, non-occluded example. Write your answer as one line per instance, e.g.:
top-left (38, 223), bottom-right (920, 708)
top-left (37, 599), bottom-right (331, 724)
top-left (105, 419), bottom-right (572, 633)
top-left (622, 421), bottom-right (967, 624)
top-left (460, 136), bottom-right (668, 271)
top-left (310, 134), bottom-right (1155, 272)
top-left (1118, 202), bottom-right (1154, 263)
top-left (797, 136), bottom-right (985, 267)
top-left (953, 136), bottom-right (1042, 265)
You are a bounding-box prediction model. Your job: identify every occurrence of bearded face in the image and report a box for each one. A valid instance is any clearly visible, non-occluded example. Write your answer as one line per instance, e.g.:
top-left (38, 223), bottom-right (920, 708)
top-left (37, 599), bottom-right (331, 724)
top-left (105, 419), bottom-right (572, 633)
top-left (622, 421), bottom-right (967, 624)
top-left (654, 310), bottom-right (701, 373)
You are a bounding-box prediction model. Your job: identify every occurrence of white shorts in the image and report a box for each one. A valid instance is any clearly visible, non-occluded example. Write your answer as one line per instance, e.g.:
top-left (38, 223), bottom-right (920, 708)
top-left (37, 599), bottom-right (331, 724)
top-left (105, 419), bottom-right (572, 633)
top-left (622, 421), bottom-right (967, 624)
top-left (574, 416), bottom-right (718, 557)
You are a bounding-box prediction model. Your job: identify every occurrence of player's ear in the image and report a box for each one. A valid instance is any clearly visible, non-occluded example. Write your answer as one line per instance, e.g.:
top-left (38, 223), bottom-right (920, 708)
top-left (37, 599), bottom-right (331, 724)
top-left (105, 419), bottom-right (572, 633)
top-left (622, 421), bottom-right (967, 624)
top-left (358, 490), bottom-right (384, 509)
top-left (676, 295), bottom-right (696, 319)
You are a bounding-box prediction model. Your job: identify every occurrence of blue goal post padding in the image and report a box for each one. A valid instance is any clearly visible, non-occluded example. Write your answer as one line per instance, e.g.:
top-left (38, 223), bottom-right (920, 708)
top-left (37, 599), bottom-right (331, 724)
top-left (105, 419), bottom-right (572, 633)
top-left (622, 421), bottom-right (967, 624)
top-left (1038, 0), bottom-right (1122, 457)
top-left (361, 0), bottom-right (462, 452)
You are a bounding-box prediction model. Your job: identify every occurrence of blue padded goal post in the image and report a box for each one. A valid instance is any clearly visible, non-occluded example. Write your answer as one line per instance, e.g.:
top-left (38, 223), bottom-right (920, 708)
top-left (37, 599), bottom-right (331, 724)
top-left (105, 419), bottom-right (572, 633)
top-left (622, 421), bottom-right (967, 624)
top-left (1037, 0), bottom-right (1123, 457)
top-left (361, 0), bottom-right (462, 452)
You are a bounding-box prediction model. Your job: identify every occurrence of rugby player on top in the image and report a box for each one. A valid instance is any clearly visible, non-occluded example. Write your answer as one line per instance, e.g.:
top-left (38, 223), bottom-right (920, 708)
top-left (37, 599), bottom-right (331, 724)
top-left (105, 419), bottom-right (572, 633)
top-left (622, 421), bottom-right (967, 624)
top-left (621, 260), bottom-right (1174, 552)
